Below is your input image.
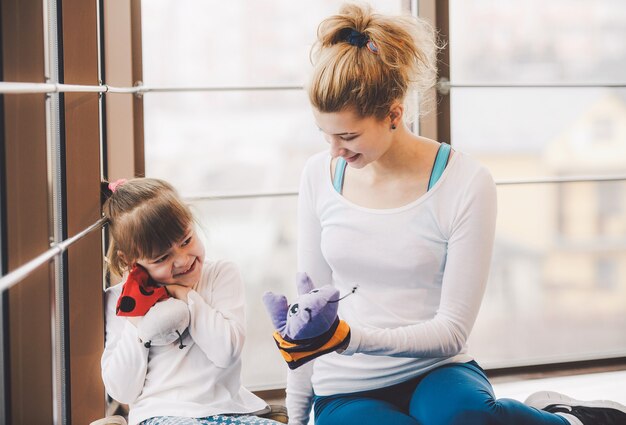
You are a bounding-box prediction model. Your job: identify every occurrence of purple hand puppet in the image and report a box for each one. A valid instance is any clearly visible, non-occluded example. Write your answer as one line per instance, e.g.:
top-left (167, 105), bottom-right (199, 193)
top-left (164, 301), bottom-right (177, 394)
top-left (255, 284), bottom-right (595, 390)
top-left (263, 272), bottom-right (339, 339)
top-left (262, 272), bottom-right (352, 369)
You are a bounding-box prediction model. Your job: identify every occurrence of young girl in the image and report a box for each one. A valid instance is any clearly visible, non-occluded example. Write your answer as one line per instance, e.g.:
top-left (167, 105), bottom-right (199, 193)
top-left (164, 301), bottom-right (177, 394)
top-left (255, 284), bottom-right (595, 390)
top-left (101, 178), bottom-right (281, 425)
top-left (286, 4), bottom-right (626, 425)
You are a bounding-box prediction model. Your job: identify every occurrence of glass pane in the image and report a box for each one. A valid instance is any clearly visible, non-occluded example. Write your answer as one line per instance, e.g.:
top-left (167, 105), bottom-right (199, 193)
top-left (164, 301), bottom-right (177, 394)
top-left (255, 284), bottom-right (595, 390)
top-left (469, 180), bottom-right (626, 367)
top-left (144, 90), bottom-right (325, 194)
top-left (190, 196), bottom-right (299, 390)
top-left (142, 0), bottom-right (405, 87)
top-left (451, 87), bottom-right (626, 180)
top-left (449, 0), bottom-right (626, 84)
top-left (140, 1), bottom-right (410, 390)
top-left (192, 179), bottom-right (626, 388)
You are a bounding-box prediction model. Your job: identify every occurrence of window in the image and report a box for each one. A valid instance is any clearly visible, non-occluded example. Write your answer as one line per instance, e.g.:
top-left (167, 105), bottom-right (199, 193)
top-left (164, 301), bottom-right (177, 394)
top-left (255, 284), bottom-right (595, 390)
top-left (141, 0), bottom-right (626, 389)
top-left (1, 0), bottom-right (115, 422)
top-left (142, 0), bottom-right (408, 390)
top-left (450, 0), bottom-right (626, 367)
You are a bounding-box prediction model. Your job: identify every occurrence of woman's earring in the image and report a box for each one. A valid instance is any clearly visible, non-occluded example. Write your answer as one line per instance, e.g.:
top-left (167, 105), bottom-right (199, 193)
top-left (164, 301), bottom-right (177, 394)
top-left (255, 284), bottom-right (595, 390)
top-left (391, 123), bottom-right (397, 130)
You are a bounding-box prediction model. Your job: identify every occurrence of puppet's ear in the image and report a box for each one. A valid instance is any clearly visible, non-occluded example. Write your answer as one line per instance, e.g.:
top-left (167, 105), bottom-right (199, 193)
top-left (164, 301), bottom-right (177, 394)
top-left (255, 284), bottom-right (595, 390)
top-left (262, 292), bottom-right (288, 333)
top-left (295, 272), bottom-right (314, 295)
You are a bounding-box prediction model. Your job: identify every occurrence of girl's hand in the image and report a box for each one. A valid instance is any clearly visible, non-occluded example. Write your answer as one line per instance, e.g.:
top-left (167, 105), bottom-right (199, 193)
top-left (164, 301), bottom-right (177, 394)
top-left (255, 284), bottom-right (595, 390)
top-left (164, 284), bottom-right (191, 303)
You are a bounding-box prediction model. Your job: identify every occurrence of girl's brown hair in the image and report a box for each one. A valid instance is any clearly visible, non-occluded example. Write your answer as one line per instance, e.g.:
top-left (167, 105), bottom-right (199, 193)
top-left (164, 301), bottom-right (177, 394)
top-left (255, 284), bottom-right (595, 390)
top-left (308, 3), bottom-right (440, 121)
top-left (102, 178), bottom-right (193, 276)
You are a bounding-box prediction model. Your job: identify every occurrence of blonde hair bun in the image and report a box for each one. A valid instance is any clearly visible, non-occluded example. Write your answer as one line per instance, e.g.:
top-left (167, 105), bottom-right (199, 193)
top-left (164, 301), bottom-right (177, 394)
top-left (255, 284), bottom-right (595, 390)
top-left (309, 2), bottom-right (441, 120)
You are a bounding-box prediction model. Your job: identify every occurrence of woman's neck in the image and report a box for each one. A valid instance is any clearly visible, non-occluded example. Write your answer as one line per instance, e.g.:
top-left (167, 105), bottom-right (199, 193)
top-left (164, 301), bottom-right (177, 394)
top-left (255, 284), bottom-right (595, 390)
top-left (369, 124), bottom-right (437, 178)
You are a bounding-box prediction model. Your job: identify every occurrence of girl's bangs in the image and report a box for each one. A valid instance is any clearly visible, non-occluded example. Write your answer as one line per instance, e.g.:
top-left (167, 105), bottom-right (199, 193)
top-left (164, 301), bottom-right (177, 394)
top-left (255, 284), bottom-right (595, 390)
top-left (126, 197), bottom-right (192, 262)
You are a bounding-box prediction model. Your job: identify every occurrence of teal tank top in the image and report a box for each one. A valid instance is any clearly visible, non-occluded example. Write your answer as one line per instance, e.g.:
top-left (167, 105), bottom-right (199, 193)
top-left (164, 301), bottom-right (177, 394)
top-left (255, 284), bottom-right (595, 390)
top-left (332, 143), bottom-right (451, 194)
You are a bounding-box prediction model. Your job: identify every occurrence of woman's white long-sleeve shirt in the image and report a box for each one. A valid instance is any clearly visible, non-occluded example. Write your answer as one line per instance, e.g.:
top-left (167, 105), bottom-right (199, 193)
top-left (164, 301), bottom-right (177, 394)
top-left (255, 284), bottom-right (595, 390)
top-left (287, 150), bottom-right (497, 424)
top-left (101, 260), bottom-right (267, 425)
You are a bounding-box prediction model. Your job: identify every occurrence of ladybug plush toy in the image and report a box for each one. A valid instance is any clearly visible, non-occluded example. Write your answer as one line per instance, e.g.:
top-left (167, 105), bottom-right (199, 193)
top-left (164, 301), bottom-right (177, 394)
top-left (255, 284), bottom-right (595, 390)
top-left (116, 265), bottom-right (169, 317)
top-left (116, 265), bottom-right (190, 349)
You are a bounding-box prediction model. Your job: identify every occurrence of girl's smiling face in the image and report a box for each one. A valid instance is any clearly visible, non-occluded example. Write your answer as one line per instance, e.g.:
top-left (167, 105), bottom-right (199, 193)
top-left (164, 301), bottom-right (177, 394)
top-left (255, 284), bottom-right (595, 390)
top-left (136, 227), bottom-right (205, 287)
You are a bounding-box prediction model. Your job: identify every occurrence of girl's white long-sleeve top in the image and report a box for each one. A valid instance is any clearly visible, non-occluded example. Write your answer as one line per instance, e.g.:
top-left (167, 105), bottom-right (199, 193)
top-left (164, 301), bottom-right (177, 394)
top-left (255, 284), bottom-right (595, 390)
top-left (287, 150), bottom-right (497, 425)
top-left (101, 260), bottom-right (267, 425)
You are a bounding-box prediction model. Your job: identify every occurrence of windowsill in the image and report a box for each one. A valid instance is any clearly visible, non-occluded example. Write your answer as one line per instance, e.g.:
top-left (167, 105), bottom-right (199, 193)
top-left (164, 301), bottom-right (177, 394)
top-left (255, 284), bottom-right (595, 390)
top-left (485, 357), bottom-right (626, 383)
top-left (492, 369), bottom-right (626, 405)
top-left (254, 359), bottom-right (626, 407)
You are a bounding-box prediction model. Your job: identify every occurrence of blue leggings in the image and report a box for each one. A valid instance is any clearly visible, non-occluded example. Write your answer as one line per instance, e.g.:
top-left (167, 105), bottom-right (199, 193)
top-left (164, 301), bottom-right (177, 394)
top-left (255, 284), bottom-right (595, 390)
top-left (314, 361), bottom-right (569, 425)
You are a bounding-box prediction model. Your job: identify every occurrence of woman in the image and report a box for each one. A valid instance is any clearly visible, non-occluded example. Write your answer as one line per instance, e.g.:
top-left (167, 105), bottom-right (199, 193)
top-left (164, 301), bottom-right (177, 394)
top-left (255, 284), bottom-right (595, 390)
top-left (286, 4), bottom-right (626, 425)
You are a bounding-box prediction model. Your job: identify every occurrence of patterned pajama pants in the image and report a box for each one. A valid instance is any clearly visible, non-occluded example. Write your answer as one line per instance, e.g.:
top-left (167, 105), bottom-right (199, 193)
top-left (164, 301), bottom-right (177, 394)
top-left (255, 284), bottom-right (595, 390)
top-left (141, 414), bottom-right (282, 425)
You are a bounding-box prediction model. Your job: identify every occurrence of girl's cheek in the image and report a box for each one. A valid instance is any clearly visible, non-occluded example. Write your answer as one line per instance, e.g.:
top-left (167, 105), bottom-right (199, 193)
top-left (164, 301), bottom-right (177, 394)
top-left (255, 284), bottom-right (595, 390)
top-left (151, 264), bottom-right (170, 281)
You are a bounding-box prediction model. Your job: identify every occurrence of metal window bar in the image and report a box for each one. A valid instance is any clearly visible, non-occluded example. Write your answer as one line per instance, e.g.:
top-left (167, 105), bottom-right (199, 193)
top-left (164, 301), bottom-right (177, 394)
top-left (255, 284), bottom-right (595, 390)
top-left (43, 0), bottom-right (67, 421)
top-left (184, 174), bottom-right (626, 202)
top-left (2, 173), bottom-right (625, 292)
top-left (444, 83), bottom-right (626, 88)
top-left (435, 78), bottom-right (626, 95)
top-left (2, 81), bottom-right (625, 96)
top-left (0, 81), bottom-right (303, 94)
top-left (0, 218), bottom-right (107, 294)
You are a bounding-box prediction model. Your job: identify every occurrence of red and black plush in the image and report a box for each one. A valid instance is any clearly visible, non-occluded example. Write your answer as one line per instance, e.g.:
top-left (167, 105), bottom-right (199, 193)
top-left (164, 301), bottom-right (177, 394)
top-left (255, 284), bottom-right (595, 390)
top-left (116, 265), bottom-right (169, 317)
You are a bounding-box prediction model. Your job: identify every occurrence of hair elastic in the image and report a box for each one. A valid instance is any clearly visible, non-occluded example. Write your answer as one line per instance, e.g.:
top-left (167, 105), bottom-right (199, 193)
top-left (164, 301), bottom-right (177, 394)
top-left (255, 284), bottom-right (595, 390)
top-left (366, 40), bottom-right (379, 54)
top-left (342, 28), bottom-right (379, 55)
top-left (343, 29), bottom-right (369, 48)
top-left (108, 178), bottom-right (127, 193)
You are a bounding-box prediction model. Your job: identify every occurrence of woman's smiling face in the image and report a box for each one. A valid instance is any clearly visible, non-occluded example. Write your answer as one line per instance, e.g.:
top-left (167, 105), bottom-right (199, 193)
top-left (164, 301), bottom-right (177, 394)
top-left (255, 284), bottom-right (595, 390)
top-left (313, 108), bottom-right (394, 169)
